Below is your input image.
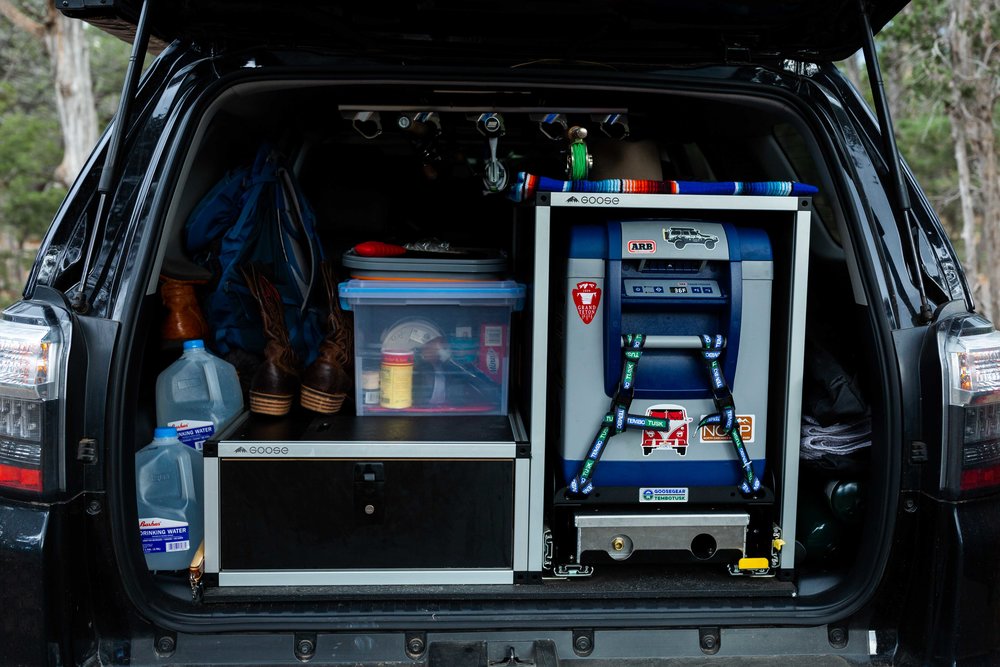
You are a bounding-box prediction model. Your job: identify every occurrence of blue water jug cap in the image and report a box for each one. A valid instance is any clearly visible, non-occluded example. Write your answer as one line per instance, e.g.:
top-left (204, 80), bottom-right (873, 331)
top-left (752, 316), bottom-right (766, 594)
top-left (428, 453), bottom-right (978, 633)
top-left (183, 339), bottom-right (205, 350)
top-left (154, 427), bottom-right (178, 439)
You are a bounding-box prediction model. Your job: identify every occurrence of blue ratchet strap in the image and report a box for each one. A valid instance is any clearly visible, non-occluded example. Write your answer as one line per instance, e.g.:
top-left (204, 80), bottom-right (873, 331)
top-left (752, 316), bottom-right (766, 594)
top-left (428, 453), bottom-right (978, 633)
top-left (697, 334), bottom-right (761, 495)
top-left (569, 334), bottom-right (658, 496)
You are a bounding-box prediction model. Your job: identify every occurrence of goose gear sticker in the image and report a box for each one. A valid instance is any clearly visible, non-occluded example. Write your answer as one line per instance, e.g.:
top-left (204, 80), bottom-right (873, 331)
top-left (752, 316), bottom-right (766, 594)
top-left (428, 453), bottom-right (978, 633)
top-left (572, 281), bottom-right (602, 324)
top-left (641, 404), bottom-right (693, 456)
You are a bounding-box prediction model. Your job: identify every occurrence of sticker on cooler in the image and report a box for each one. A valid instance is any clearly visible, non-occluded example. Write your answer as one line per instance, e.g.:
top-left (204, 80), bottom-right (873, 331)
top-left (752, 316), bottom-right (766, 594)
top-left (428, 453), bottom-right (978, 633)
top-left (167, 419), bottom-right (215, 451)
top-left (572, 281), bottom-right (602, 324)
top-left (641, 404), bottom-right (693, 456)
top-left (699, 414), bottom-right (755, 443)
top-left (479, 324), bottom-right (506, 382)
top-left (640, 487), bottom-right (689, 503)
top-left (138, 517), bottom-right (191, 554)
top-left (627, 239), bottom-right (657, 254)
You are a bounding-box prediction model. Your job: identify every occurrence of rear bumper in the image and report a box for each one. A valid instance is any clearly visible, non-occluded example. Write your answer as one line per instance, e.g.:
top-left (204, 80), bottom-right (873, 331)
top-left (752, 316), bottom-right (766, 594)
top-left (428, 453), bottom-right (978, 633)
top-left (914, 493), bottom-right (1000, 664)
top-left (0, 499), bottom-right (51, 666)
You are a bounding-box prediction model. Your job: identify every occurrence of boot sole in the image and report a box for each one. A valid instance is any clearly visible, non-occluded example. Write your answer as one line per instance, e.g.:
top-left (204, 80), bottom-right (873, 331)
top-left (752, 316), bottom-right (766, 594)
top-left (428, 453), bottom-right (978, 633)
top-left (300, 385), bottom-right (347, 414)
top-left (250, 391), bottom-right (295, 416)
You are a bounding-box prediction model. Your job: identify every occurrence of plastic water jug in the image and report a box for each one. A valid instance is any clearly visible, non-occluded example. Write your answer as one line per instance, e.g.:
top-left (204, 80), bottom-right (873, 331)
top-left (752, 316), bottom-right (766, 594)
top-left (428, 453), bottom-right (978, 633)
top-left (135, 427), bottom-right (204, 571)
top-left (156, 339), bottom-right (243, 450)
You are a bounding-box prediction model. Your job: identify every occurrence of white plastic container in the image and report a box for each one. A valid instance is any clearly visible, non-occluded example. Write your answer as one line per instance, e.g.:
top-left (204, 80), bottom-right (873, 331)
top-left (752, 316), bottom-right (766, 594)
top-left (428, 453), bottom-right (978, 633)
top-left (135, 427), bottom-right (204, 571)
top-left (156, 339), bottom-right (243, 450)
top-left (339, 280), bottom-right (525, 416)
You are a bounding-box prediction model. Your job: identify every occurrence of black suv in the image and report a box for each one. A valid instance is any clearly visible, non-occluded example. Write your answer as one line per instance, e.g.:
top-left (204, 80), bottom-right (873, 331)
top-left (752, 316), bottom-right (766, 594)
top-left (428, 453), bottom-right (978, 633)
top-left (2, 2), bottom-right (999, 666)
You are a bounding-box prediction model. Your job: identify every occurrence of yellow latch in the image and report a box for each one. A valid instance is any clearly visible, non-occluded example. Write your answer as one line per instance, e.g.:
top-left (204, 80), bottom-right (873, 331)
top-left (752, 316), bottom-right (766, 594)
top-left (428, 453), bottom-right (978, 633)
top-left (738, 557), bottom-right (770, 571)
top-left (772, 538), bottom-right (786, 552)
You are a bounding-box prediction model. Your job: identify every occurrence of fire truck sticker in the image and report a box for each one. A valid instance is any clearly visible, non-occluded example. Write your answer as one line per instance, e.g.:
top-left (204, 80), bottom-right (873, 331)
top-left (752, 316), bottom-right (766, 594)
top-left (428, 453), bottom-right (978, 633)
top-left (641, 404), bottom-right (693, 456)
top-left (699, 414), bottom-right (755, 443)
top-left (572, 281), bottom-right (602, 324)
top-left (627, 239), bottom-right (657, 254)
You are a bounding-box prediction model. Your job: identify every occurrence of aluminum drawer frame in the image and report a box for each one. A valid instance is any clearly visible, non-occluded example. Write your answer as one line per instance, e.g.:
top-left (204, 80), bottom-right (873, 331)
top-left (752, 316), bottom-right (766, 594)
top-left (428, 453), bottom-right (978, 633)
top-left (205, 426), bottom-right (529, 586)
top-left (529, 192), bottom-right (810, 572)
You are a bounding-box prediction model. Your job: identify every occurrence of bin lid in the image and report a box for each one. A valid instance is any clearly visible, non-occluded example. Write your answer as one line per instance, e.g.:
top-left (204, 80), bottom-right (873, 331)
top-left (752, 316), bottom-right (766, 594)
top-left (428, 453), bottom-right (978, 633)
top-left (339, 280), bottom-right (526, 310)
top-left (342, 248), bottom-right (508, 276)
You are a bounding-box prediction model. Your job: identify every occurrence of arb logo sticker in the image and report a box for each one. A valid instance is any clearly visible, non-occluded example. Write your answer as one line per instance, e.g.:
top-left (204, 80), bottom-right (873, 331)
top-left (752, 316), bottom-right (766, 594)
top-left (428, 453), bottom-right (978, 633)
top-left (700, 415), bottom-right (755, 443)
top-left (627, 240), bottom-right (657, 254)
top-left (572, 281), bottom-right (602, 324)
top-left (641, 404), bottom-right (693, 456)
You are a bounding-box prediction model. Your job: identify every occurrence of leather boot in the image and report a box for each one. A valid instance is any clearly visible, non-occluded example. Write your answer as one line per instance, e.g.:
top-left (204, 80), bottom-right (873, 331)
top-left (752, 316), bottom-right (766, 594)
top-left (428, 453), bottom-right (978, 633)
top-left (301, 262), bottom-right (353, 414)
top-left (160, 277), bottom-right (209, 342)
top-left (241, 264), bottom-right (299, 416)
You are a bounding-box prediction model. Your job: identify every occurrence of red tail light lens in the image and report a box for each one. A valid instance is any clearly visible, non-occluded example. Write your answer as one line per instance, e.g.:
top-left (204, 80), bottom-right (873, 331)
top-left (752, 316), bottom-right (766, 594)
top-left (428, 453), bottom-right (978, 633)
top-left (942, 317), bottom-right (1000, 496)
top-left (0, 303), bottom-right (69, 496)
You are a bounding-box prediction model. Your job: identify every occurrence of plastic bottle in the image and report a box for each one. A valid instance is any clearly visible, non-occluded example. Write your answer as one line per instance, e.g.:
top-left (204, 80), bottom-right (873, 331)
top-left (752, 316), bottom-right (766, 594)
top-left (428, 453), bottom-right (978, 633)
top-left (135, 427), bottom-right (204, 571)
top-left (156, 339), bottom-right (243, 450)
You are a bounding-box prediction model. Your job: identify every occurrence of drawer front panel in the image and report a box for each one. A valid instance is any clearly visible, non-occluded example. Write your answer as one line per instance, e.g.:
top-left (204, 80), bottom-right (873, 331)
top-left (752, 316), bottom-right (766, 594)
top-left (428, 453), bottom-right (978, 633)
top-left (219, 458), bottom-right (514, 570)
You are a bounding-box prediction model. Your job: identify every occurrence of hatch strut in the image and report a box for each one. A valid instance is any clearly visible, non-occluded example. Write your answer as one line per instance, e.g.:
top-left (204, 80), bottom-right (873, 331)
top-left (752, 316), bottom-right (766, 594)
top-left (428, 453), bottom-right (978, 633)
top-left (856, 0), bottom-right (933, 323)
top-left (71, 0), bottom-right (152, 313)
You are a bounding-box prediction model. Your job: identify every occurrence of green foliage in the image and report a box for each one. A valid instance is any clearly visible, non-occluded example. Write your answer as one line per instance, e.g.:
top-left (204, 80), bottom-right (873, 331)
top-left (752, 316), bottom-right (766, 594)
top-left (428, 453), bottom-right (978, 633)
top-left (88, 25), bottom-right (130, 126)
top-left (897, 111), bottom-right (962, 243)
top-left (0, 103), bottom-right (66, 245)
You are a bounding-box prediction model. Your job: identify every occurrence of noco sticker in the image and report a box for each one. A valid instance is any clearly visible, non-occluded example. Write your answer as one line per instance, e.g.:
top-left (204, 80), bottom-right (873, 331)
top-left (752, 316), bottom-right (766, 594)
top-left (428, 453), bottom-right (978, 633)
top-left (640, 487), bottom-right (689, 503)
top-left (572, 281), bottom-right (602, 324)
top-left (627, 239), bottom-right (657, 254)
top-left (700, 414), bottom-right (755, 443)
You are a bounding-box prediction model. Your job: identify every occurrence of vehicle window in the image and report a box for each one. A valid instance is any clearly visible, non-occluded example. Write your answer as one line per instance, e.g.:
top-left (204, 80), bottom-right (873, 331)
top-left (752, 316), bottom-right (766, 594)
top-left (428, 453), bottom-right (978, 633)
top-left (773, 123), bottom-right (840, 244)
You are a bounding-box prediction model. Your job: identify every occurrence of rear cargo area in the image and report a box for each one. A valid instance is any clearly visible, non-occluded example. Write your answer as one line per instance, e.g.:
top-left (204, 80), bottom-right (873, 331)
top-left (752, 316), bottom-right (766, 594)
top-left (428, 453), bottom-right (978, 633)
top-left (121, 78), bottom-right (883, 620)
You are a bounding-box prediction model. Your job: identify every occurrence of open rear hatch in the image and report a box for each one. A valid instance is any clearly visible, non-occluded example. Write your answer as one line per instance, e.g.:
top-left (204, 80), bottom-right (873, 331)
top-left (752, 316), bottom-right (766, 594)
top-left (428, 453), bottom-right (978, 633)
top-left (62, 0), bottom-right (908, 64)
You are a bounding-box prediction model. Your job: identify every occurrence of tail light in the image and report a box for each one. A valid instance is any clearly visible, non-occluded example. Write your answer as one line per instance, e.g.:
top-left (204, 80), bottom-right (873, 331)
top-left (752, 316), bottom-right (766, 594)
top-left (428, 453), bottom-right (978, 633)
top-left (940, 315), bottom-right (1000, 496)
top-left (0, 300), bottom-right (70, 495)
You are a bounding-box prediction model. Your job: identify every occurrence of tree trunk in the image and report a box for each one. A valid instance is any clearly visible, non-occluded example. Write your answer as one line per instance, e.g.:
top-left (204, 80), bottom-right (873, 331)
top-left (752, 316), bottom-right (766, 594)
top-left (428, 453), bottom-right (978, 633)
top-left (943, 0), bottom-right (1000, 321)
top-left (0, 0), bottom-right (98, 188)
top-left (843, 50), bottom-right (864, 93)
top-left (949, 110), bottom-right (981, 302)
top-left (44, 4), bottom-right (97, 188)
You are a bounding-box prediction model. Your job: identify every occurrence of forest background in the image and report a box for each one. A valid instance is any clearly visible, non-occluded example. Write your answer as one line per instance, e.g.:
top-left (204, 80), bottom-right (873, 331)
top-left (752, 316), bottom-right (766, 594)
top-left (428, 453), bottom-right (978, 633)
top-left (1, 0), bottom-right (998, 314)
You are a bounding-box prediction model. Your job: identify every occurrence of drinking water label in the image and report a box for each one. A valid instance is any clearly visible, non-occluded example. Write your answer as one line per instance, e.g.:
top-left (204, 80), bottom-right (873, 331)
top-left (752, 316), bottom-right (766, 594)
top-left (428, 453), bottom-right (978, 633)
top-left (167, 419), bottom-right (215, 451)
top-left (139, 517), bottom-right (191, 554)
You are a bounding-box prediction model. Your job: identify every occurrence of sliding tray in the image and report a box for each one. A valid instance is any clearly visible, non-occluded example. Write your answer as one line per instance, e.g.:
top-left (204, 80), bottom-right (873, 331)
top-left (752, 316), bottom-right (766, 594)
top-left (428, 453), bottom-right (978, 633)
top-left (203, 411), bottom-right (530, 587)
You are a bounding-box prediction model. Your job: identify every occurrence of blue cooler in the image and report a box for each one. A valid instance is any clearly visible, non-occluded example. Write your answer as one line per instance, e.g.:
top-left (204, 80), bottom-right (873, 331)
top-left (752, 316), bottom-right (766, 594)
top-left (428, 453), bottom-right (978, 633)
top-left (558, 220), bottom-right (773, 492)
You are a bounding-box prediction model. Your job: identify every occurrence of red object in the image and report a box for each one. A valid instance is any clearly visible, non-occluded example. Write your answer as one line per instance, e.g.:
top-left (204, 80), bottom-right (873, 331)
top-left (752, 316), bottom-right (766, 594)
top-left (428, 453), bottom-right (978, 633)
top-left (642, 406), bottom-right (692, 454)
top-left (354, 241), bottom-right (407, 257)
top-left (0, 463), bottom-right (42, 492)
top-left (381, 351), bottom-right (415, 365)
top-left (572, 281), bottom-right (602, 324)
top-left (961, 463), bottom-right (1000, 491)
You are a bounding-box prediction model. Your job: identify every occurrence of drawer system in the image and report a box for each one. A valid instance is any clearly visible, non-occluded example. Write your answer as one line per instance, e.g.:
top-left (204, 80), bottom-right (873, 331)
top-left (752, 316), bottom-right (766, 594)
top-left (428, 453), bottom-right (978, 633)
top-left (204, 192), bottom-right (811, 586)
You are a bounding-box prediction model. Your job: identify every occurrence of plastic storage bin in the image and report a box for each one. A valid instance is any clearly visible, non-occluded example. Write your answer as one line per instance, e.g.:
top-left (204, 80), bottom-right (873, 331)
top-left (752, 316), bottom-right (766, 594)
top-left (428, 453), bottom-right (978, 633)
top-left (339, 280), bottom-right (525, 416)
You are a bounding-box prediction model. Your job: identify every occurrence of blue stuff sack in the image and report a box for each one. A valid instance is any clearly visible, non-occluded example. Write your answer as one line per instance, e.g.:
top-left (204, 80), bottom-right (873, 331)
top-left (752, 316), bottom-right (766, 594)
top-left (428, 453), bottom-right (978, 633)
top-left (185, 144), bottom-right (324, 365)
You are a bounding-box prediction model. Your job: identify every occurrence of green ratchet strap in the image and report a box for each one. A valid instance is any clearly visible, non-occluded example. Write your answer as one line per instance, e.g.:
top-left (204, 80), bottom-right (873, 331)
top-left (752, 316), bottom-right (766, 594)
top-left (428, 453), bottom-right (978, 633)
top-left (569, 332), bottom-right (762, 497)
top-left (569, 334), bottom-right (655, 496)
top-left (697, 334), bottom-right (761, 495)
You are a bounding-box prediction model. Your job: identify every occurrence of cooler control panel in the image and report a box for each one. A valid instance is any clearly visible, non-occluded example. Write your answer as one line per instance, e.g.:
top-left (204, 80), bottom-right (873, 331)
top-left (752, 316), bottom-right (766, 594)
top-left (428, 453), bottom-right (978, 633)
top-left (623, 279), bottom-right (723, 298)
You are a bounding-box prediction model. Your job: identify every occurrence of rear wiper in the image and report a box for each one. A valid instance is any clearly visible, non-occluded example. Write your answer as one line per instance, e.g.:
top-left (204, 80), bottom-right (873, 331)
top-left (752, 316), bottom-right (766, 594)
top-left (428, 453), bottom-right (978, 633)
top-left (71, 0), bottom-right (152, 314)
top-left (856, 0), bottom-right (933, 324)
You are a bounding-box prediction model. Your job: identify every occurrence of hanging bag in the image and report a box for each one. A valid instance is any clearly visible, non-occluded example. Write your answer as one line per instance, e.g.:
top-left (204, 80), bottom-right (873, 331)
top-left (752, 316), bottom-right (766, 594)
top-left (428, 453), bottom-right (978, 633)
top-left (184, 144), bottom-right (325, 365)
